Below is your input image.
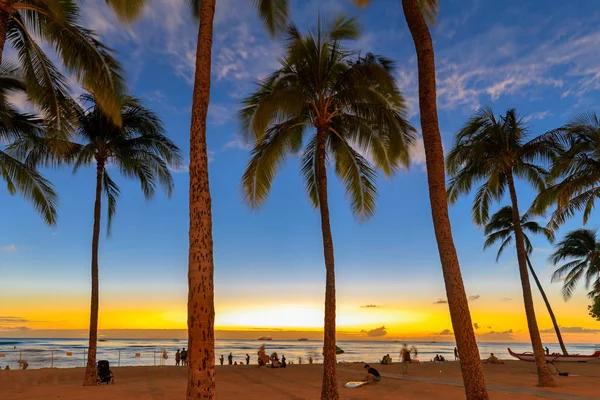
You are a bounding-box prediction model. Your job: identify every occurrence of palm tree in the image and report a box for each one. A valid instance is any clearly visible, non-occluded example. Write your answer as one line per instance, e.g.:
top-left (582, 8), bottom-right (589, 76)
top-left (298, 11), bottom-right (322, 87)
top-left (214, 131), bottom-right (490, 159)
top-left (74, 95), bottom-right (181, 385)
top-left (484, 206), bottom-right (568, 355)
top-left (0, 0), bottom-right (123, 126)
top-left (352, 1), bottom-right (489, 397)
top-left (0, 64), bottom-right (57, 224)
top-left (20, 94), bottom-right (182, 384)
top-left (550, 229), bottom-right (600, 301)
top-left (533, 112), bottom-right (600, 231)
top-left (446, 107), bottom-right (556, 387)
top-left (240, 18), bottom-right (415, 400)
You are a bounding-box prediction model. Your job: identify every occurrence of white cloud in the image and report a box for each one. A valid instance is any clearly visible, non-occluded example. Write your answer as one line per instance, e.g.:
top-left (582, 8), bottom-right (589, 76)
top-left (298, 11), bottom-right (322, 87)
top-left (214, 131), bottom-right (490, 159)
top-left (224, 135), bottom-right (251, 151)
top-left (0, 244), bottom-right (16, 252)
top-left (208, 104), bottom-right (232, 125)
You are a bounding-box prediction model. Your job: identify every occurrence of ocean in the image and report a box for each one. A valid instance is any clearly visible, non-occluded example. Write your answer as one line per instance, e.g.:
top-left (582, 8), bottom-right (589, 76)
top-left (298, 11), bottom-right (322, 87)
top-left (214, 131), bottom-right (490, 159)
top-left (0, 338), bottom-right (598, 370)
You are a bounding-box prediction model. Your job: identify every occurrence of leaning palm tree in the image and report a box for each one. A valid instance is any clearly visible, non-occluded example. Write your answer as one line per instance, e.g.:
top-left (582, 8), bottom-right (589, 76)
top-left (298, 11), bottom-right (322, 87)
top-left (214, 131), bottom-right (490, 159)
top-left (352, 1), bottom-right (488, 397)
top-left (550, 229), bottom-right (600, 301)
top-left (484, 206), bottom-right (568, 355)
top-left (240, 18), bottom-right (415, 400)
top-left (103, 1), bottom-right (290, 398)
top-left (446, 107), bottom-right (556, 387)
top-left (0, 64), bottom-right (57, 224)
top-left (0, 0), bottom-right (123, 127)
top-left (533, 112), bottom-right (600, 231)
top-left (19, 94), bottom-right (182, 384)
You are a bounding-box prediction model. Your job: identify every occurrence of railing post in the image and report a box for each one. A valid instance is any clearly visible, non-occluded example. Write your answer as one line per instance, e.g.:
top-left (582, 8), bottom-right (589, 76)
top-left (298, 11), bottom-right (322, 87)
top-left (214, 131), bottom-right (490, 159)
top-left (19, 349), bottom-right (22, 362)
top-left (118, 349), bottom-right (121, 367)
top-left (51, 350), bottom-right (54, 368)
top-left (153, 351), bottom-right (156, 366)
top-left (84, 348), bottom-right (87, 367)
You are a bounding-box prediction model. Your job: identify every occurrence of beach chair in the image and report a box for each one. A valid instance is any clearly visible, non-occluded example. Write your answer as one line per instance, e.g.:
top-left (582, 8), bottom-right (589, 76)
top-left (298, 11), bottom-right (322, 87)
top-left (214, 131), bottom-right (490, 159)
top-left (97, 360), bottom-right (114, 384)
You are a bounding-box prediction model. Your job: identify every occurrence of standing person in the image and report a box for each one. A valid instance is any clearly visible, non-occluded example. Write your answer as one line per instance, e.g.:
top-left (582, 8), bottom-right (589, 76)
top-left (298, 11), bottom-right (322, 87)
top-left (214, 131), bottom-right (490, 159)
top-left (245, 354), bottom-right (250, 365)
top-left (228, 352), bottom-right (233, 366)
top-left (175, 349), bottom-right (181, 366)
top-left (180, 348), bottom-right (187, 366)
top-left (545, 347), bottom-right (550, 355)
top-left (454, 347), bottom-right (459, 361)
top-left (411, 346), bottom-right (418, 359)
top-left (308, 356), bottom-right (313, 364)
top-left (219, 355), bottom-right (224, 365)
top-left (401, 344), bottom-right (411, 375)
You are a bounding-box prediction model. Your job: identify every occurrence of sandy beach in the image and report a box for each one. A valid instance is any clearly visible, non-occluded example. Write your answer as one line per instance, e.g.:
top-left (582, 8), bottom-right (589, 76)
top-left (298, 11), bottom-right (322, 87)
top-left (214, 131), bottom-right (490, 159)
top-left (1, 360), bottom-right (599, 399)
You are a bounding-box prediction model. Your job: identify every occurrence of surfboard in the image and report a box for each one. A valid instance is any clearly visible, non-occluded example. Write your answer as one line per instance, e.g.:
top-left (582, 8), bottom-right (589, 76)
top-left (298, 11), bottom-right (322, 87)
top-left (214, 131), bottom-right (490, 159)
top-left (344, 381), bottom-right (368, 389)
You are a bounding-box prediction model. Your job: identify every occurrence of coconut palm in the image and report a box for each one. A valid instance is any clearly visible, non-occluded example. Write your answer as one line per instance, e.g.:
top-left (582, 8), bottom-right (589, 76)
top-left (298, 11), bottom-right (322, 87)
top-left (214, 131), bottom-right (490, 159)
top-left (446, 107), bottom-right (556, 387)
top-left (0, 0), bottom-right (123, 127)
top-left (533, 112), bottom-right (600, 231)
top-left (19, 94), bottom-right (182, 384)
top-left (550, 229), bottom-right (600, 301)
top-left (484, 206), bottom-right (568, 355)
top-left (0, 64), bottom-right (57, 224)
top-left (240, 18), bottom-right (415, 399)
top-left (352, 0), bottom-right (488, 397)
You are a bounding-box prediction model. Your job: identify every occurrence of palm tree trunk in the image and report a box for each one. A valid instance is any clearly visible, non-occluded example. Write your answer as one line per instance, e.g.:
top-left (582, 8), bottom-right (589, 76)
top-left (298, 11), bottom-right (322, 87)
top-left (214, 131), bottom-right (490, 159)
top-left (526, 255), bottom-right (568, 355)
top-left (316, 127), bottom-right (339, 400)
top-left (0, 3), bottom-right (10, 65)
top-left (507, 173), bottom-right (555, 387)
top-left (187, 0), bottom-right (216, 399)
top-left (83, 161), bottom-right (104, 386)
top-left (401, 1), bottom-right (488, 399)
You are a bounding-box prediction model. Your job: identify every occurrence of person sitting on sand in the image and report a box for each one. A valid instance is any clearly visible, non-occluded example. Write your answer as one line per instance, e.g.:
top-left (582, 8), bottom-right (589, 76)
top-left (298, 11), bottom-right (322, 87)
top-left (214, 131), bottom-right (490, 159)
top-left (308, 356), bottom-right (313, 364)
top-left (364, 364), bottom-right (381, 383)
top-left (381, 354), bottom-right (392, 365)
top-left (4, 365), bottom-right (10, 370)
top-left (483, 353), bottom-right (504, 364)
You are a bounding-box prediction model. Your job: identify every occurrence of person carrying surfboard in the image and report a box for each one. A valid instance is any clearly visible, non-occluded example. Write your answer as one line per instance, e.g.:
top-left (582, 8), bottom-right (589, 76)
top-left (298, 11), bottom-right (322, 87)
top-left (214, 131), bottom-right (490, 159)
top-left (364, 364), bottom-right (381, 383)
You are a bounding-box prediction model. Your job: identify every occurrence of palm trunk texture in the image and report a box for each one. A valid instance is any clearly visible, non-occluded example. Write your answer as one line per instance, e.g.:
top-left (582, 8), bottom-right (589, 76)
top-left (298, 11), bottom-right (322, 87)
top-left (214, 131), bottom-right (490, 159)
top-left (316, 127), bottom-right (339, 400)
top-left (83, 161), bottom-right (104, 386)
top-left (507, 174), bottom-right (555, 387)
top-left (525, 256), bottom-right (568, 355)
top-left (187, 0), bottom-right (216, 399)
top-left (401, 0), bottom-right (489, 398)
top-left (0, 3), bottom-right (11, 65)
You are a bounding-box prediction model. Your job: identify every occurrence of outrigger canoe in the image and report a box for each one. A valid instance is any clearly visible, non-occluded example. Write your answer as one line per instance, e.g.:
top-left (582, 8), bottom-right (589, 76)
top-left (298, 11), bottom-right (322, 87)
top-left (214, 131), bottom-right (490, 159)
top-left (508, 348), bottom-right (600, 362)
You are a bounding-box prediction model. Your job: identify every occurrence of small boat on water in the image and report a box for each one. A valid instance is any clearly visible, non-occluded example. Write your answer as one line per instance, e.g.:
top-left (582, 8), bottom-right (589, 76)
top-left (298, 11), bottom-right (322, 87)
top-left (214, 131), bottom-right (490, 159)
top-left (258, 336), bottom-right (272, 341)
top-left (508, 348), bottom-right (600, 362)
top-left (297, 338), bottom-right (308, 341)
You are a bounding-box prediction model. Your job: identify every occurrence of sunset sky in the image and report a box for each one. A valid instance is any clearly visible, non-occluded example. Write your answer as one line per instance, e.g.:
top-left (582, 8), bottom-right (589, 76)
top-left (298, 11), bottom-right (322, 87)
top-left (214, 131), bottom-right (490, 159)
top-left (1, 0), bottom-right (600, 344)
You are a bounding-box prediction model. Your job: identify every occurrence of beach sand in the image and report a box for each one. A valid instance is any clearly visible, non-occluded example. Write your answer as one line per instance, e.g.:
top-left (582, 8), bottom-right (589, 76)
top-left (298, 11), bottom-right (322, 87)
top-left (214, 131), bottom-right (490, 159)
top-left (1, 360), bottom-right (599, 399)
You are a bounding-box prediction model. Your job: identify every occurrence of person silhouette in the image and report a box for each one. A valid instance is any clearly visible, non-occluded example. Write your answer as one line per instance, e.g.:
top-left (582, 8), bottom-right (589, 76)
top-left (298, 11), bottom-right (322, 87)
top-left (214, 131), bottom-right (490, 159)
top-left (219, 355), bottom-right (224, 365)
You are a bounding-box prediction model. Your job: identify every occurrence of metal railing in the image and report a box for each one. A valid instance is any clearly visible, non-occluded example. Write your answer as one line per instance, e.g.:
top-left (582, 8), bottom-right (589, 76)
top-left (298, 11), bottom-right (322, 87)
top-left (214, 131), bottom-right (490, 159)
top-left (0, 348), bottom-right (174, 370)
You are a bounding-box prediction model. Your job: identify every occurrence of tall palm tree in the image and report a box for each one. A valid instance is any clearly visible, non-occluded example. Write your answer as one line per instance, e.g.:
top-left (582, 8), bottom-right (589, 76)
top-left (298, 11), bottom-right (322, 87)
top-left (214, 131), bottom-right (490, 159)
top-left (484, 206), bottom-right (568, 355)
top-left (102, 1), bottom-right (290, 398)
top-left (352, 1), bottom-right (489, 397)
top-left (1, 64), bottom-right (57, 224)
top-left (74, 95), bottom-right (181, 385)
top-left (240, 18), bottom-right (415, 400)
top-left (550, 229), bottom-right (600, 301)
top-left (446, 107), bottom-right (556, 387)
top-left (0, 0), bottom-right (123, 127)
top-left (533, 112), bottom-right (600, 231)
top-left (19, 94), bottom-right (182, 385)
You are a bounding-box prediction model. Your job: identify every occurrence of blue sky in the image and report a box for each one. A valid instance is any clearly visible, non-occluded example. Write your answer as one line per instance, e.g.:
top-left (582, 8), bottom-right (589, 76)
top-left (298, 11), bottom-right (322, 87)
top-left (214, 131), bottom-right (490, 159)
top-left (1, 0), bottom-right (600, 339)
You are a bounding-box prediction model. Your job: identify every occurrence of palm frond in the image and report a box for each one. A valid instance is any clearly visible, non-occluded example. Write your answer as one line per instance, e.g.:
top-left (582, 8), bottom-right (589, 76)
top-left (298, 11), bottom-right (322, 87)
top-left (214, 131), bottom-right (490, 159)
top-left (102, 169), bottom-right (120, 236)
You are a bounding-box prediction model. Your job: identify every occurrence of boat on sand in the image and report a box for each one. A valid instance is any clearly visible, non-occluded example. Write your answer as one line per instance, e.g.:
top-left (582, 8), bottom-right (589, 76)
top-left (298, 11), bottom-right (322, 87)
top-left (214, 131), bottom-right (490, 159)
top-left (508, 348), bottom-right (600, 362)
